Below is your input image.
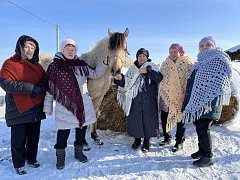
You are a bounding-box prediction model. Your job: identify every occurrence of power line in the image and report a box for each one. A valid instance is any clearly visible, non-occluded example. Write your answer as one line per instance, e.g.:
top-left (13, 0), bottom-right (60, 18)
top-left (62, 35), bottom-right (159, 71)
top-left (7, 0), bottom-right (69, 38)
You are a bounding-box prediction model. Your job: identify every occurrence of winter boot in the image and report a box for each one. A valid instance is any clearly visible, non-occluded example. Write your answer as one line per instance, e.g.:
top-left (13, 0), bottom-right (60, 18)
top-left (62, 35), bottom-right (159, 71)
top-left (159, 137), bottom-right (172, 146)
top-left (191, 150), bottom-right (202, 159)
top-left (141, 138), bottom-right (150, 153)
top-left (74, 145), bottom-right (88, 163)
top-left (131, 138), bottom-right (141, 150)
top-left (193, 157), bottom-right (213, 167)
top-left (27, 160), bottom-right (40, 168)
top-left (15, 167), bottom-right (27, 175)
top-left (56, 149), bottom-right (65, 170)
top-left (172, 142), bottom-right (183, 152)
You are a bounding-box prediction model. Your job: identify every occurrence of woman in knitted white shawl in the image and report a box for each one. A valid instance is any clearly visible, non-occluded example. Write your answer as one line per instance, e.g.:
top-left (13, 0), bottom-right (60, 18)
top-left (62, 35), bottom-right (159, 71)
top-left (159, 44), bottom-right (193, 153)
top-left (182, 36), bottom-right (232, 167)
top-left (114, 48), bottom-right (163, 153)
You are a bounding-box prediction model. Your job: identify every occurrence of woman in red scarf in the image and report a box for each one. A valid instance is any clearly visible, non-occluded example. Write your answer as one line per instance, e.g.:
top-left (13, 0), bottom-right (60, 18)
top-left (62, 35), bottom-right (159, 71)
top-left (0, 35), bottom-right (46, 175)
top-left (44, 39), bottom-right (109, 170)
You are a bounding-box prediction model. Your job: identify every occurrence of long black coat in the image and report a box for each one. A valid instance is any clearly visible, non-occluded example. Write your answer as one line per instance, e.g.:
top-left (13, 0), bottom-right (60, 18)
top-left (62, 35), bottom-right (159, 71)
top-left (115, 62), bottom-right (163, 138)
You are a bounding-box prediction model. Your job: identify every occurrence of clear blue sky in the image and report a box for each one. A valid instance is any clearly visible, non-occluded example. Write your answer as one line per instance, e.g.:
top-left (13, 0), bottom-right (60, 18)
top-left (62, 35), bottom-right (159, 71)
top-left (0, 0), bottom-right (240, 65)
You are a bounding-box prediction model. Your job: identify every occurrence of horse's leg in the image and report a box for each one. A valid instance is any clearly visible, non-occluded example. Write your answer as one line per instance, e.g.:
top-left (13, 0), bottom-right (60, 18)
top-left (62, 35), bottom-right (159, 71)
top-left (90, 97), bottom-right (104, 145)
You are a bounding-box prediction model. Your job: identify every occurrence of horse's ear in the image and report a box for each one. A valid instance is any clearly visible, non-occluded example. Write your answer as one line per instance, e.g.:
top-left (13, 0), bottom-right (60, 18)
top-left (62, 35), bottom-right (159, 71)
top-left (108, 28), bottom-right (113, 37)
top-left (124, 28), bottom-right (129, 37)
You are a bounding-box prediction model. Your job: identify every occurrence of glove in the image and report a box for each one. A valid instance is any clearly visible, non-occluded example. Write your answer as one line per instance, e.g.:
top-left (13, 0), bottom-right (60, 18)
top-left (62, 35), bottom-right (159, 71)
top-left (30, 82), bottom-right (44, 98)
top-left (38, 81), bottom-right (45, 92)
top-left (146, 65), bottom-right (152, 73)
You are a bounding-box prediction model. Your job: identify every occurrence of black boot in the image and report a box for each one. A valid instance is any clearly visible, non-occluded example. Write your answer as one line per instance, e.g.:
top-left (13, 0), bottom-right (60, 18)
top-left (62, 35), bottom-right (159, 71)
top-left (141, 138), bottom-right (150, 153)
top-left (159, 136), bottom-right (172, 146)
top-left (15, 167), bottom-right (27, 175)
top-left (56, 149), bottom-right (65, 170)
top-left (172, 142), bottom-right (183, 152)
top-left (191, 150), bottom-right (202, 159)
top-left (193, 156), bottom-right (213, 167)
top-left (74, 145), bottom-right (88, 163)
top-left (27, 160), bottom-right (40, 168)
top-left (132, 138), bottom-right (141, 150)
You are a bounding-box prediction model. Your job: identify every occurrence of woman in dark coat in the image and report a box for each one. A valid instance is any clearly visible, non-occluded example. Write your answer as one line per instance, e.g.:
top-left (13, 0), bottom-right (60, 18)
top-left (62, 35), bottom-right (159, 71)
top-left (114, 48), bottom-right (163, 152)
top-left (0, 35), bottom-right (46, 175)
top-left (182, 36), bottom-right (232, 167)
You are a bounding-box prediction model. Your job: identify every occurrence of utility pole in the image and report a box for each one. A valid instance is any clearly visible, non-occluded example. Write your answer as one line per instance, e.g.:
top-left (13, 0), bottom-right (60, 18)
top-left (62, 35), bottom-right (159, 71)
top-left (56, 24), bottom-right (59, 52)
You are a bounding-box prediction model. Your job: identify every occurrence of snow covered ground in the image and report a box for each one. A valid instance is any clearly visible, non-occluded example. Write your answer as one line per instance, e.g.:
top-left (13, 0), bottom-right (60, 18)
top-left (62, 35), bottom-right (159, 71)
top-left (0, 63), bottom-right (240, 179)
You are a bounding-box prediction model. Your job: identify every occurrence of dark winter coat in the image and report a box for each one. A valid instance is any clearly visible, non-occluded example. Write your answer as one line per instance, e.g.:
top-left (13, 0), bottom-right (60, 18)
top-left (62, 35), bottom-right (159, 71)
top-left (182, 69), bottom-right (223, 121)
top-left (0, 78), bottom-right (46, 126)
top-left (114, 61), bottom-right (163, 138)
top-left (0, 35), bottom-right (46, 127)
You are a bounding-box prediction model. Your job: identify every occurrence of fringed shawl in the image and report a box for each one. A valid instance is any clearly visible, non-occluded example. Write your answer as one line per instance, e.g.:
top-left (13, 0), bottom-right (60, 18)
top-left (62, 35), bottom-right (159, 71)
top-left (159, 55), bottom-right (193, 131)
top-left (45, 53), bottom-right (92, 127)
top-left (182, 48), bottom-right (232, 123)
top-left (117, 62), bottom-right (159, 116)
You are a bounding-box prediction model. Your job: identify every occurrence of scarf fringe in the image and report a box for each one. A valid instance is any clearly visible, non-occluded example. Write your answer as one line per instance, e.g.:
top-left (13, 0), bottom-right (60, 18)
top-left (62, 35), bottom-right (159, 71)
top-left (182, 93), bottom-right (231, 123)
top-left (117, 76), bottom-right (143, 116)
top-left (49, 81), bottom-right (85, 127)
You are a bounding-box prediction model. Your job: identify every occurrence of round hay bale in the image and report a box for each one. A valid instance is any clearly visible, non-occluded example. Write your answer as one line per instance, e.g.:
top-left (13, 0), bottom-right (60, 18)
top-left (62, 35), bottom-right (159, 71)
top-left (39, 54), bottom-right (53, 70)
top-left (213, 96), bottom-right (239, 125)
top-left (97, 84), bottom-right (127, 132)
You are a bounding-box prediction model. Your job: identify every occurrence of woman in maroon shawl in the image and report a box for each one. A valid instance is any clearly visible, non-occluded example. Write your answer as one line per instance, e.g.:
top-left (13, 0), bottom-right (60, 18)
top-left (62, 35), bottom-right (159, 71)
top-left (44, 39), bottom-right (109, 170)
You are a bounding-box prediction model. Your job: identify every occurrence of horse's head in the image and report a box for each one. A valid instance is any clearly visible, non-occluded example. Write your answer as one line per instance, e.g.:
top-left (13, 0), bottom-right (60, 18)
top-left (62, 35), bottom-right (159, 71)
top-left (108, 28), bottom-right (129, 76)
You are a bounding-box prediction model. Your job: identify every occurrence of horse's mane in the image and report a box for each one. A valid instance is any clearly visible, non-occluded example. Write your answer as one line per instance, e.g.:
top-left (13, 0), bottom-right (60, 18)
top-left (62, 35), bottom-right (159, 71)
top-left (80, 32), bottom-right (127, 67)
top-left (108, 32), bottom-right (126, 51)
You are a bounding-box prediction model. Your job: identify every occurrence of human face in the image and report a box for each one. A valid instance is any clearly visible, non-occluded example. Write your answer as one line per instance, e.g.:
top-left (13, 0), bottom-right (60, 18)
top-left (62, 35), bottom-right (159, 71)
top-left (63, 44), bottom-right (76, 60)
top-left (169, 48), bottom-right (180, 61)
top-left (23, 41), bottom-right (36, 59)
top-left (199, 43), bottom-right (214, 52)
top-left (137, 54), bottom-right (148, 65)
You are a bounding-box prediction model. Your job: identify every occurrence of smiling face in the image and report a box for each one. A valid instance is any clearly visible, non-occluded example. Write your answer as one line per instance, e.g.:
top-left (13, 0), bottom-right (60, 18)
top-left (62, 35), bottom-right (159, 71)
top-left (199, 42), bottom-right (215, 52)
top-left (63, 44), bottom-right (76, 60)
top-left (169, 48), bottom-right (181, 61)
top-left (137, 54), bottom-right (148, 66)
top-left (23, 41), bottom-right (36, 59)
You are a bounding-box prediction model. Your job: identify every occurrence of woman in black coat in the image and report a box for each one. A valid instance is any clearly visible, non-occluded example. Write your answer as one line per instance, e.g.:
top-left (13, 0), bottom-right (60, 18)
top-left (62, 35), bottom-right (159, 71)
top-left (114, 48), bottom-right (163, 152)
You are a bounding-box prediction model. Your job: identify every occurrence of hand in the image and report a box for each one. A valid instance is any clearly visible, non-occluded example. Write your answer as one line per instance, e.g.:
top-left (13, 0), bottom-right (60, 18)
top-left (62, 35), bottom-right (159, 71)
top-left (103, 52), bottom-right (110, 65)
top-left (31, 83), bottom-right (44, 98)
top-left (38, 81), bottom-right (45, 92)
top-left (45, 112), bottom-right (52, 116)
top-left (139, 67), bottom-right (147, 74)
top-left (114, 74), bottom-right (122, 81)
top-left (146, 65), bottom-right (152, 73)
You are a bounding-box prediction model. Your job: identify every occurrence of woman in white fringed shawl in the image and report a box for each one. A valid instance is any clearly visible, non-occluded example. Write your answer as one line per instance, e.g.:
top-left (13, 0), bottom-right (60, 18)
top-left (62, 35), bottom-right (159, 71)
top-left (182, 36), bottom-right (232, 167)
top-left (114, 48), bottom-right (163, 153)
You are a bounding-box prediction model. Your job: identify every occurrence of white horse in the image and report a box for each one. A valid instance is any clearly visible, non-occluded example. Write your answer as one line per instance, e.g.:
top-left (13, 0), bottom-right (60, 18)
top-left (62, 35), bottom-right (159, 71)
top-left (80, 28), bottom-right (129, 144)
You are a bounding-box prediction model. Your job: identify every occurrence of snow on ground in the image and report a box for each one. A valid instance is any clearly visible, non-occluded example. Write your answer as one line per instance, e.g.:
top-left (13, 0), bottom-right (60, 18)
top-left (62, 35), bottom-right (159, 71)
top-left (0, 104), bottom-right (240, 179)
top-left (0, 63), bottom-right (240, 179)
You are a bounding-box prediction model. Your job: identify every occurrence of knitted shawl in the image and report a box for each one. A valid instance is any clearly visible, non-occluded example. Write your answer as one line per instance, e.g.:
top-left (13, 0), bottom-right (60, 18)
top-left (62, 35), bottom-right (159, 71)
top-left (182, 48), bottom-right (232, 123)
top-left (117, 62), bottom-right (159, 116)
top-left (0, 54), bottom-right (45, 112)
top-left (159, 56), bottom-right (193, 131)
top-left (45, 53), bottom-right (93, 128)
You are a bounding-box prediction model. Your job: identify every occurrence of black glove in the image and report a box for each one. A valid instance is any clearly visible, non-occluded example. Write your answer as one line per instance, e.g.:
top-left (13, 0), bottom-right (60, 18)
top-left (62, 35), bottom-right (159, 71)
top-left (146, 65), bottom-right (152, 73)
top-left (38, 81), bottom-right (45, 92)
top-left (30, 82), bottom-right (44, 98)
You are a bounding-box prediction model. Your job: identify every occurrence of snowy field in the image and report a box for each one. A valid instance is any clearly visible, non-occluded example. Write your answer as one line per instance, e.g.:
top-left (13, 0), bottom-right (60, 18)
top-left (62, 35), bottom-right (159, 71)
top-left (0, 63), bottom-right (240, 179)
